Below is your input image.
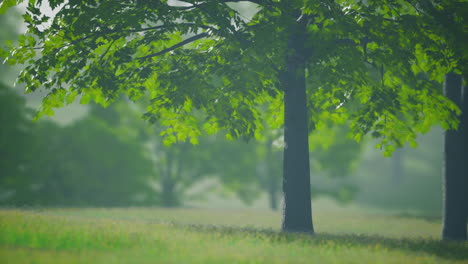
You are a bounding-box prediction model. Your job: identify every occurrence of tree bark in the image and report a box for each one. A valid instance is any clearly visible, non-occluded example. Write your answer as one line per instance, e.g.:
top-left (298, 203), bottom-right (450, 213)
top-left (280, 21), bottom-right (314, 233)
top-left (442, 72), bottom-right (468, 241)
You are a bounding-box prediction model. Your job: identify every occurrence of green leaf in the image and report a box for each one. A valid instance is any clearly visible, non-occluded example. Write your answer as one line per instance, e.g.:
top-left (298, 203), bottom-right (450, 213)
top-left (0, 0), bottom-right (18, 14)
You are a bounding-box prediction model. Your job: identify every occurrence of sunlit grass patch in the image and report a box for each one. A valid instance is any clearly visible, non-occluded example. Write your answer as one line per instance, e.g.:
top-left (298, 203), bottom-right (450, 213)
top-left (0, 210), bottom-right (160, 250)
top-left (0, 208), bottom-right (466, 264)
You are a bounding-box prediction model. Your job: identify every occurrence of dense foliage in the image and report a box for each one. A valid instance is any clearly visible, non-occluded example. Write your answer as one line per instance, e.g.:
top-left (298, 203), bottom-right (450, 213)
top-left (1, 0), bottom-right (464, 148)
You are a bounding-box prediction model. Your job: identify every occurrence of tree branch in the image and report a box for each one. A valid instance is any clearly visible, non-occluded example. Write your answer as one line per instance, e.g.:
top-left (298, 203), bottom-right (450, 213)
top-left (32, 23), bottom-right (215, 51)
top-left (122, 23), bottom-right (216, 33)
top-left (174, 0), bottom-right (267, 10)
top-left (334, 39), bottom-right (359, 46)
top-left (136, 32), bottom-right (209, 60)
top-left (99, 39), bottom-right (116, 65)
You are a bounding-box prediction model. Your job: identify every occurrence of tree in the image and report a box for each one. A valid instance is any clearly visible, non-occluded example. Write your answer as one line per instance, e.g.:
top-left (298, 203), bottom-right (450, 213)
top-left (256, 135), bottom-right (282, 210)
top-left (90, 99), bottom-right (258, 207)
top-left (0, 82), bottom-right (34, 202)
top-left (400, 1), bottom-right (467, 241)
top-left (354, 128), bottom-right (444, 215)
top-left (58, 116), bottom-right (153, 206)
top-left (2, 0), bottom-right (461, 233)
top-left (146, 134), bottom-right (219, 207)
top-left (0, 10), bottom-right (34, 202)
top-left (3, 113), bottom-right (154, 206)
top-left (308, 121), bottom-right (362, 203)
top-left (0, 7), bottom-right (20, 81)
top-left (442, 73), bottom-right (467, 241)
top-left (391, 148), bottom-right (404, 186)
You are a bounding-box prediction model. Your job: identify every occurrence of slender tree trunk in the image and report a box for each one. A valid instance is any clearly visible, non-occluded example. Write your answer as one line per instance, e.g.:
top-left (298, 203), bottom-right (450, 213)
top-left (161, 168), bottom-right (176, 207)
top-left (281, 20), bottom-right (314, 233)
top-left (265, 137), bottom-right (279, 211)
top-left (391, 148), bottom-right (403, 186)
top-left (161, 181), bottom-right (177, 207)
top-left (442, 72), bottom-right (468, 241)
top-left (160, 149), bottom-right (179, 207)
top-left (268, 186), bottom-right (278, 211)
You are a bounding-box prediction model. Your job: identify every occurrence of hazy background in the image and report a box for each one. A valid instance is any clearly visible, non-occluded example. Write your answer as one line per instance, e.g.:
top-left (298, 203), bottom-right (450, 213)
top-left (0, 5), bottom-right (443, 217)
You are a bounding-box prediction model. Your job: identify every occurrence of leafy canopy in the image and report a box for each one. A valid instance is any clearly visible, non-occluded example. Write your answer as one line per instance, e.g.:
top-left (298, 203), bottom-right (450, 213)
top-left (1, 0), bottom-right (465, 151)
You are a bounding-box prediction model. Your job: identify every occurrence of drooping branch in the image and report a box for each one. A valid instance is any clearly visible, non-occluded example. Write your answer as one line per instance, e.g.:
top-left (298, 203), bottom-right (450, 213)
top-left (32, 23), bottom-right (216, 51)
top-left (136, 32), bottom-right (209, 60)
top-left (122, 23), bottom-right (216, 33)
top-left (174, 0), bottom-right (268, 10)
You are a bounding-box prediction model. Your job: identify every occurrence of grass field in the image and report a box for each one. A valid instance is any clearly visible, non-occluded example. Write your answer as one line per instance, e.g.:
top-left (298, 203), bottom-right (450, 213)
top-left (0, 202), bottom-right (467, 263)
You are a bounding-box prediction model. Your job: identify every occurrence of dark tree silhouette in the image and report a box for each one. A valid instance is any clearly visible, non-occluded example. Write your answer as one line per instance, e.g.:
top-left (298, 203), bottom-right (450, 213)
top-left (442, 73), bottom-right (468, 241)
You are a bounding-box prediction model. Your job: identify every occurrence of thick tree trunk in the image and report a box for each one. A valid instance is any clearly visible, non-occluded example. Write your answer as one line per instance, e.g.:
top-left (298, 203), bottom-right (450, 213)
top-left (442, 72), bottom-right (468, 241)
top-left (281, 21), bottom-right (314, 233)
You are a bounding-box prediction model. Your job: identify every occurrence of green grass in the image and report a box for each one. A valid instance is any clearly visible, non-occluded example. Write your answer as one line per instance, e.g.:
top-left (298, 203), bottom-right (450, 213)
top-left (0, 205), bottom-right (467, 263)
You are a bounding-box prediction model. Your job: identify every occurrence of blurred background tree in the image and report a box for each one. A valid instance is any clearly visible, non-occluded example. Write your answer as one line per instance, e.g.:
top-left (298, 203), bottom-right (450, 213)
top-left (0, 8), bottom-right (34, 203)
top-left (354, 128), bottom-right (443, 215)
top-left (0, 82), bottom-right (34, 202)
top-left (1, 103), bottom-right (154, 206)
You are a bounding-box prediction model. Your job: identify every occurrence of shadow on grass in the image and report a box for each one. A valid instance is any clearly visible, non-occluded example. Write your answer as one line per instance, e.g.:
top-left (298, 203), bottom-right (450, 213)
top-left (180, 224), bottom-right (468, 261)
top-left (392, 212), bottom-right (442, 223)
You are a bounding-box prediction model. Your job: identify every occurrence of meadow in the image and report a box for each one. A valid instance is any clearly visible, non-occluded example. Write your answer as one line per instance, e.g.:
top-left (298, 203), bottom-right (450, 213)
top-left (1, 202), bottom-right (467, 264)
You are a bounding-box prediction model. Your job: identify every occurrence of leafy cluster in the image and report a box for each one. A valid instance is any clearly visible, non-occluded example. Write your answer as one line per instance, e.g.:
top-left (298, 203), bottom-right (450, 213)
top-left (1, 0), bottom-right (466, 151)
top-left (302, 0), bottom-right (465, 154)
